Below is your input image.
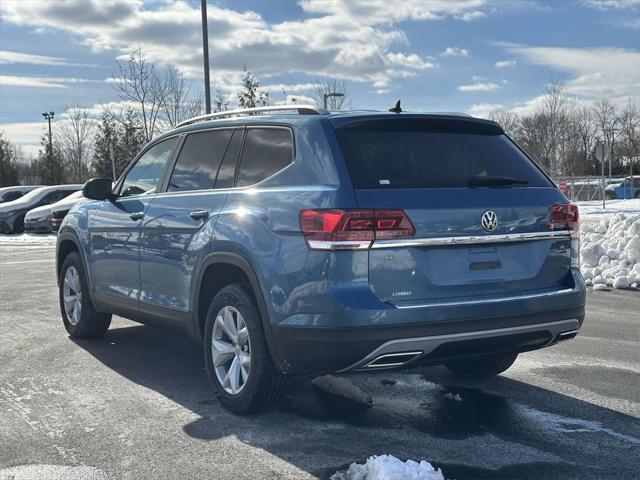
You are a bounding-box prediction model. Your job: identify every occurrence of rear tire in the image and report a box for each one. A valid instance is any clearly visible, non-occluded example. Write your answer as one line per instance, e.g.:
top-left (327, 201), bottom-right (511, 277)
top-left (204, 284), bottom-right (287, 414)
top-left (59, 252), bottom-right (111, 338)
top-left (445, 353), bottom-right (518, 378)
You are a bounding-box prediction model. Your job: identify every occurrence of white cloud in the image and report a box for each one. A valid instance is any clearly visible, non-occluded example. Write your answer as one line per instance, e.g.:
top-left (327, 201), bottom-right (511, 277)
top-left (581, 0), bottom-right (640, 10)
top-left (0, 50), bottom-right (84, 66)
top-left (458, 11), bottom-right (487, 21)
top-left (495, 59), bottom-right (517, 68)
top-left (275, 95), bottom-right (317, 106)
top-left (503, 44), bottom-right (640, 99)
top-left (467, 103), bottom-right (504, 118)
top-left (386, 52), bottom-right (438, 69)
top-left (458, 81), bottom-right (501, 92)
top-left (260, 83), bottom-right (317, 94)
top-left (299, 0), bottom-right (487, 24)
top-left (440, 47), bottom-right (470, 57)
top-left (0, 75), bottom-right (100, 88)
top-left (0, 0), bottom-right (478, 93)
top-left (0, 122), bottom-right (46, 157)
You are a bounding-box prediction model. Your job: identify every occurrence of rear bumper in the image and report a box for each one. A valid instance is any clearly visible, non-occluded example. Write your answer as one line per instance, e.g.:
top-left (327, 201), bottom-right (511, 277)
top-left (271, 303), bottom-right (585, 374)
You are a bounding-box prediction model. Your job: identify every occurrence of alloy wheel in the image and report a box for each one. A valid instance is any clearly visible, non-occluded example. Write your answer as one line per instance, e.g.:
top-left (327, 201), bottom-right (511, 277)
top-left (211, 306), bottom-right (252, 395)
top-left (63, 266), bottom-right (82, 326)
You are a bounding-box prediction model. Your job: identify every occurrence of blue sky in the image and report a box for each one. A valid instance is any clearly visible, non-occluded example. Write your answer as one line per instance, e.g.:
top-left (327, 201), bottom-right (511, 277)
top-left (1, 0), bottom-right (639, 156)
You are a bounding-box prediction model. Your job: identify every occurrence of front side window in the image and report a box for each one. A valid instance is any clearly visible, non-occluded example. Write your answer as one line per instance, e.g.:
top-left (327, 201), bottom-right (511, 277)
top-left (236, 128), bottom-right (293, 187)
top-left (168, 130), bottom-right (233, 192)
top-left (120, 138), bottom-right (178, 197)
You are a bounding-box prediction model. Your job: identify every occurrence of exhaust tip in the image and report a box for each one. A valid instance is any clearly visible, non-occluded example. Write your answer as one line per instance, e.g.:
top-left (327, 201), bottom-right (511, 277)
top-left (364, 351), bottom-right (423, 369)
top-left (556, 329), bottom-right (579, 342)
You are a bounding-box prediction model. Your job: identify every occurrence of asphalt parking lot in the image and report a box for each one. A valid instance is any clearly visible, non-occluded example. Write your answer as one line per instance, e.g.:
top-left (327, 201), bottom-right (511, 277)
top-left (1, 238), bottom-right (639, 480)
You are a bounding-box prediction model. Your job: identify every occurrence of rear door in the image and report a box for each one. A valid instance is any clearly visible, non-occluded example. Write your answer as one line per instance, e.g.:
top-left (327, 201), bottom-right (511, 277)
top-left (139, 128), bottom-right (241, 317)
top-left (334, 118), bottom-right (574, 305)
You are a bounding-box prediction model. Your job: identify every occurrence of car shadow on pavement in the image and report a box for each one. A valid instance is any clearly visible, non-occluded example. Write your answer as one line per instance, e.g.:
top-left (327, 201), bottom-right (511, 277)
top-left (72, 323), bottom-right (640, 480)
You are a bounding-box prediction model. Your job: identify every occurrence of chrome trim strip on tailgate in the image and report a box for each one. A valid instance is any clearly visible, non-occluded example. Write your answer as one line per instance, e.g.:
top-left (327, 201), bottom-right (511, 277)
top-left (393, 288), bottom-right (575, 309)
top-left (371, 230), bottom-right (573, 249)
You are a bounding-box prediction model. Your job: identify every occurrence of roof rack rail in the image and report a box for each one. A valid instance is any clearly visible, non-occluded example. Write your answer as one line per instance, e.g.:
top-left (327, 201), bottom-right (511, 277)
top-left (175, 104), bottom-right (328, 128)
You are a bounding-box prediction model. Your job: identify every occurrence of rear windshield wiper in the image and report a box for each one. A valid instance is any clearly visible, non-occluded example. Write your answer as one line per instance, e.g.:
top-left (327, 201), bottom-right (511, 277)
top-left (467, 176), bottom-right (529, 187)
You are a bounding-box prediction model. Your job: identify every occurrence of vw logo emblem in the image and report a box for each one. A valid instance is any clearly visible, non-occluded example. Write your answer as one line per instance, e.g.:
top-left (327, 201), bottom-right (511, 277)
top-left (481, 210), bottom-right (498, 232)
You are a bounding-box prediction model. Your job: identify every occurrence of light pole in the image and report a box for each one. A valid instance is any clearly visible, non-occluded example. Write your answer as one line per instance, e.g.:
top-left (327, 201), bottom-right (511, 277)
top-left (323, 92), bottom-right (344, 110)
top-left (201, 0), bottom-right (211, 114)
top-left (42, 111), bottom-right (54, 183)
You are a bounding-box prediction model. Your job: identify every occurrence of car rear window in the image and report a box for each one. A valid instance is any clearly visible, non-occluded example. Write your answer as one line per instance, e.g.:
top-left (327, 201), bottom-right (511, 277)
top-left (335, 120), bottom-right (552, 189)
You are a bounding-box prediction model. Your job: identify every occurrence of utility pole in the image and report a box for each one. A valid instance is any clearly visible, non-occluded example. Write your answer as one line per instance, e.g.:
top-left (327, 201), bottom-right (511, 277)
top-left (201, 0), bottom-right (211, 114)
top-left (42, 111), bottom-right (54, 184)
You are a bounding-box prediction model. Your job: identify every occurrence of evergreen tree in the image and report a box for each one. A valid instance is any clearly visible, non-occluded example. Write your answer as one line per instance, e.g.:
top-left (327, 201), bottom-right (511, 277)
top-left (34, 132), bottom-right (65, 184)
top-left (0, 132), bottom-right (20, 186)
top-left (237, 66), bottom-right (269, 108)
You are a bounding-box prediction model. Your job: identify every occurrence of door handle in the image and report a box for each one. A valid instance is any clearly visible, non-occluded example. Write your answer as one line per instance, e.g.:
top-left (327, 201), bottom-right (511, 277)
top-left (189, 209), bottom-right (209, 221)
top-left (129, 212), bottom-right (144, 221)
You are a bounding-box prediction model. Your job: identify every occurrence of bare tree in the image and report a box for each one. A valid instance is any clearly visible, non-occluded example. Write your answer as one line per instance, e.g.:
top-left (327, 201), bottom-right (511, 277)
top-left (313, 78), bottom-right (349, 110)
top-left (489, 110), bottom-right (520, 137)
top-left (113, 48), bottom-right (167, 142)
top-left (619, 99), bottom-right (640, 177)
top-left (161, 67), bottom-right (204, 127)
top-left (592, 98), bottom-right (619, 178)
top-left (537, 81), bottom-right (571, 178)
top-left (56, 102), bottom-right (95, 182)
top-left (575, 106), bottom-right (597, 175)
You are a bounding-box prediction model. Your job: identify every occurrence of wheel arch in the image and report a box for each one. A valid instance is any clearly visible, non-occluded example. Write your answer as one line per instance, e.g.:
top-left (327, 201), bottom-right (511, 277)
top-left (193, 252), bottom-right (286, 373)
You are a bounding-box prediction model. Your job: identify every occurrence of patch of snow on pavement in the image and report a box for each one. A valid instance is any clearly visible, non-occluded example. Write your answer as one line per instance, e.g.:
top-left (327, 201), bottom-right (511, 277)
top-left (331, 455), bottom-right (445, 480)
top-left (0, 233), bottom-right (56, 246)
top-left (516, 405), bottom-right (640, 446)
top-left (580, 212), bottom-right (640, 289)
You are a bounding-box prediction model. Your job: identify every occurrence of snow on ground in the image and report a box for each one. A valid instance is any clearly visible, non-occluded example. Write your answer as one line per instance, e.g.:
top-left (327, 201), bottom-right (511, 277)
top-left (576, 199), bottom-right (640, 222)
top-left (0, 233), bottom-right (56, 246)
top-left (580, 212), bottom-right (640, 290)
top-left (331, 455), bottom-right (445, 480)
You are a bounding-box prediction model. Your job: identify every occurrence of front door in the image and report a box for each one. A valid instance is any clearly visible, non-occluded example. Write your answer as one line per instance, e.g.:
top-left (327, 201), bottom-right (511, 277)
top-left (89, 137), bottom-right (179, 309)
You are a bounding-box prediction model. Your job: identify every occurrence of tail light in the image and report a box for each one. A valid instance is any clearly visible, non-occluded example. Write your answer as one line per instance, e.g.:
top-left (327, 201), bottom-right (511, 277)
top-left (300, 209), bottom-right (415, 250)
top-left (548, 204), bottom-right (579, 231)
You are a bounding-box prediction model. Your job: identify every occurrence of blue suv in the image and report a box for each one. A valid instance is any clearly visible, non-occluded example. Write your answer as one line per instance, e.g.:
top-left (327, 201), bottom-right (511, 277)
top-left (56, 106), bottom-right (586, 414)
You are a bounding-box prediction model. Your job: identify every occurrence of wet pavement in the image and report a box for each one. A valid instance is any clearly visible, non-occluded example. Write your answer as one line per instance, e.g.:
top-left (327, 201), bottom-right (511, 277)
top-left (1, 242), bottom-right (639, 479)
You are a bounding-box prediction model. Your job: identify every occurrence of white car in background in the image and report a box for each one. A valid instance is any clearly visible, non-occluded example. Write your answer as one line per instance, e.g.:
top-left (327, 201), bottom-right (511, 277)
top-left (25, 190), bottom-right (87, 233)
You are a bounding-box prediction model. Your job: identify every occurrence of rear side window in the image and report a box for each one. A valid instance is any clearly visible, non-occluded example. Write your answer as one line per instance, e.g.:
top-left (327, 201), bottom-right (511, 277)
top-left (168, 130), bottom-right (233, 192)
top-left (335, 120), bottom-right (552, 189)
top-left (237, 128), bottom-right (293, 187)
top-left (215, 129), bottom-right (243, 189)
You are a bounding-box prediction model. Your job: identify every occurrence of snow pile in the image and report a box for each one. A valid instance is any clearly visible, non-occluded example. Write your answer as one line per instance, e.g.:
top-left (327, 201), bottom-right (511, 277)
top-left (0, 233), bottom-right (56, 245)
top-left (580, 213), bottom-right (640, 289)
top-left (332, 455), bottom-right (445, 480)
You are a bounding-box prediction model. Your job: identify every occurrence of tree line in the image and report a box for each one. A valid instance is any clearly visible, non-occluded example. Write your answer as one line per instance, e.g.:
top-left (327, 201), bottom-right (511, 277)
top-left (1, 53), bottom-right (637, 188)
top-left (489, 82), bottom-right (639, 179)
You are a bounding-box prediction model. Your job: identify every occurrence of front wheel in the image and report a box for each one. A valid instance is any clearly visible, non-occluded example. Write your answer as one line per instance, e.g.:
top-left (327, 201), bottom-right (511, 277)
top-left (59, 252), bottom-right (111, 338)
top-left (204, 284), bottom-right (287, 414)
top-left (445, 353), bottom-right (518, 378)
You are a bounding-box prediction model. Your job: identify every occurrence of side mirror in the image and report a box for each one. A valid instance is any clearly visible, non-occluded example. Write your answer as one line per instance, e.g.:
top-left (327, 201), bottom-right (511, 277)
top-left (83, 178), bottom-right (114, 201)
